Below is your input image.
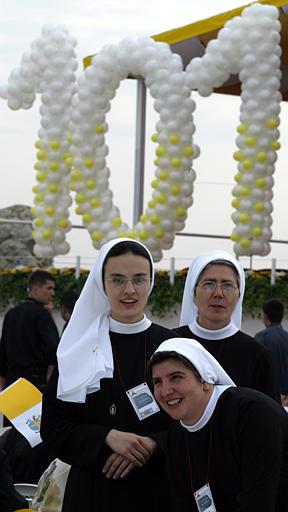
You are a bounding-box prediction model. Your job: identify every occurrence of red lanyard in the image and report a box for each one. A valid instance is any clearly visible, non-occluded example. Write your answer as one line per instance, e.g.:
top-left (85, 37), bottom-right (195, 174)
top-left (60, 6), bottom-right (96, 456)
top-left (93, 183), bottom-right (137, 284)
top-left (112, 334), bottom-right (147, 391)
top-left (185, 419), bottom-right (214, 493)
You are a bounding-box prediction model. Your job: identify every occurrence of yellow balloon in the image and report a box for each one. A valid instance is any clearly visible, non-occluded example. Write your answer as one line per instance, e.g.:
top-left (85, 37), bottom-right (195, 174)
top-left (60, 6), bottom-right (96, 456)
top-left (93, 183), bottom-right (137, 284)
top-left (242, 160), bottom-right (253, 170)
top-left (265, 118), bottom-right (279, 129)
top-left (50, 140), bottom-right (60, 150)
top-left (158, 170), bottom-right (169, 180)
top-left (182, 146), bottom-right (193, 157)
top-left (71, 170), bottom-right (84, 181)
top-left (151, 214), bottom-right (160, 225)
top-left (169, 133), bottom-right (180, 144)
top-left (34, 218), bottom-right (45, 227)
top-left (46, 206), bottom-right (55, 216)
top-left (148, 199), bottom-right (157, 208)
top-left (42, 229), bottom-right (53, 240)
top-left (151, 133), bottom-right (158, 143)
top-left (271, 140), bottom-right (281, 151)
top-left (34, 139), bottom-right (42, 149)
top-left (233, 151), bottom-right (244, 162)
top-left (66, 133), bottom-right (74, 143)
top-left (95, 124), bottom-right (105, 134)
top-left (230, 232), bottom-right (240, 242)
top-left (34, 162), bottom-right (40, 170)
top-left (90, 198), bottom-right (101, 208)
top-left (37, 150), bottom-right (48, 161)
top-left (245, 136), bottom-right (256, 147)
top-left (140, 214), bottom-right (148, 224)
top-left (155, 228), bottom-right (164, 238)
top-left (112, 217), bottom-right (122, 227)
top-left (171, 185), bottom-right (181, 195)
top-left (75, 193), bottom-right (86, 204)
top-left (231, 199), bottom-right (240, 208)
top-left (171, 157), bottom-right (181, 168)
top-left (240, 238), bottom-right (250, 248)
top-left (252, 227), bottom-right (262, 237)
top-left (255, 178), bottom-right (266, 188)
top-left (49, 162), bottom-right (60, 172)
top-left (234, 173), bottom-right (243, 183)
top-left (48, 184), bottom-right (58, 193)
top-left (239, 186), bottom-right (250, 197)
top-left (85, 180), bottom-right (96, 190)
top-left (58, 218), bottom-right (69, 229)
top-left (256, 152), bottom-right (267, 162)
top-left (239, 213), bottom-right (250, 224)
top-left (36, 172), bottom-right (46, 182)
top-left (35, 193), bottom-right (44, 203)
top-left (237, 124), bottom-right (248, 134)
top-left (65, 157), bottom-right (74, 168)
top-left (91, 230), bottom-right (103, 240)
top-left (139, 231), bottom-right (149, 240)
top-left (151, 179), bottom-right (159, 189)
top-left (83, 213), bottom-right (93, 224)
top-left (176, 207), bottom-right (186, 217)
top-left (156, 146), bottom-right (167, 157)
top-left (75, 206), bottom-right (83, 215)
top-left (157, 194), bottom-right (167, 204)
top-left (253, 202), bottom-right (265, 213)
top-left (84, 158), bottom-right (94, 168)
top-left (32, 185), bottom-right (38, 193)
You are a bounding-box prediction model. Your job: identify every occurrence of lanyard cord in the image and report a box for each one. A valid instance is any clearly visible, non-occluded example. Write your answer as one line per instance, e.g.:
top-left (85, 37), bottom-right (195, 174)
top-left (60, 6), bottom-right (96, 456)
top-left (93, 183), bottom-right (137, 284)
top-left (185, 418), bottom-right (214, 494)
top-left (112, 334), bottom-right (147, 391)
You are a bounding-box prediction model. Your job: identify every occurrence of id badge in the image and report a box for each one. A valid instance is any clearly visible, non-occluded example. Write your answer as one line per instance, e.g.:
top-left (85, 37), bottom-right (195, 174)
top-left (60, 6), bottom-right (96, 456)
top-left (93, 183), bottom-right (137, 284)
top-left (126, 382), bottom-right (160, 420)
top-left (194, 483), bottom-right (217, 512)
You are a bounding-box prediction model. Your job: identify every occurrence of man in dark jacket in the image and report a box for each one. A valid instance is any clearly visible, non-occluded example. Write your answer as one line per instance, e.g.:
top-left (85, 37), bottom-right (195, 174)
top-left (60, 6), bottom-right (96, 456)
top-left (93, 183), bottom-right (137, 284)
top-left (0, 269), bottom-right (59, 393)
top-left (255, 298), bottom-right (288, 406)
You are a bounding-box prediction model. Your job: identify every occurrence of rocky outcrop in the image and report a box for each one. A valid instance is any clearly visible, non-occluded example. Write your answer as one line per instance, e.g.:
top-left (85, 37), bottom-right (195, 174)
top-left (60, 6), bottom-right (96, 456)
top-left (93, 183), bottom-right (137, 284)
top-left (0, 205), bottom-right (52, 269)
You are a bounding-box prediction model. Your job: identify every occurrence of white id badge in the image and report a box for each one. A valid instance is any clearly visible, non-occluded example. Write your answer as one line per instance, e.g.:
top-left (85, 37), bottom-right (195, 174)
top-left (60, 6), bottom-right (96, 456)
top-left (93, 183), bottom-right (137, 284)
top-left (126, 382), bottom-right (160, 420)
top-left (194, 483), bottom-right (217, 512)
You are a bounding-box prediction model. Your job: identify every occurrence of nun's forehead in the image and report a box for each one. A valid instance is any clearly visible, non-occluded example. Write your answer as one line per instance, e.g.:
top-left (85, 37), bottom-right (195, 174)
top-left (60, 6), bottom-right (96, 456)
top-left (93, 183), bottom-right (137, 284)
top-left (196, 260), bottom-right (240, 284)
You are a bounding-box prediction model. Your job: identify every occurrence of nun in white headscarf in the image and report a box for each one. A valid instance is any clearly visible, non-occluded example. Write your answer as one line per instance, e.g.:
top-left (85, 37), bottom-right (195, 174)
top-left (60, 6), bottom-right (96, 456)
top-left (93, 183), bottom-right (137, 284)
top-left (175, 250), bottom-right (279, 400)
top-left (40, 237), bottom-right (178, 512)
top-left (147, 337), bottom-right (288, 512)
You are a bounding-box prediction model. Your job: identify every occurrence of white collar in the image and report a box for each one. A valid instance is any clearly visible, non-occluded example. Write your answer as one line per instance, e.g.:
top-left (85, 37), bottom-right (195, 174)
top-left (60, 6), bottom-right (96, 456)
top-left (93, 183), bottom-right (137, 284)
top-left (180, 385), bottom-right (232, 432)
top-left (109, 315), bottom-right (151, 334)
top-left (188, 319), bottom-right (238, 340)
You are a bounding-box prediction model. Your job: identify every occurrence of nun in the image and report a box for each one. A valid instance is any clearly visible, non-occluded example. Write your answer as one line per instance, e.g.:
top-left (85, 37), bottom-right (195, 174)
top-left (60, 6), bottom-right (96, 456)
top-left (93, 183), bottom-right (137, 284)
top-left (148, 337), bottom-right (288, 512)
top-left (175, 249), bottom-right (279, 400)
top-left (40, 238), bottom-right (177, 512)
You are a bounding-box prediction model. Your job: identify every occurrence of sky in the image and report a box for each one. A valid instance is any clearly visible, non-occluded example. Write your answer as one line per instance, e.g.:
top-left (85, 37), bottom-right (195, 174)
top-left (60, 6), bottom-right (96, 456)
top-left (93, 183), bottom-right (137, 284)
top-left (0, 0), bottom-right (288, 271)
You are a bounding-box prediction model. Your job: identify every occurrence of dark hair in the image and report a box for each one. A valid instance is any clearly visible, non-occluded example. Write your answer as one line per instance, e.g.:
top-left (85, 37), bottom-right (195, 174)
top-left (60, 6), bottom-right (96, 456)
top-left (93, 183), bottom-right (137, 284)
top-left (146, 350), bottom-right (203, 386)
top-left (28, 270), bottom-right (55, 290)
top-left (102, 240), bottom-right (153, 284)
top-left (262, 299), bottom-right (284, 324)
top-left (60, 290), bottom-right (79, 313)
top-left (195, 259), bottom-right (240, 294)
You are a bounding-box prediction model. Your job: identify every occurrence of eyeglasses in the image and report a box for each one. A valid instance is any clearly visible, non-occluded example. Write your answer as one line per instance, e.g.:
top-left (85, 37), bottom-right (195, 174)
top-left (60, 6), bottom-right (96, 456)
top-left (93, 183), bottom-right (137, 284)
top-left (197, 281), bottom-right (238, 294)
top-left (106, 276), bottom-right (151, 289)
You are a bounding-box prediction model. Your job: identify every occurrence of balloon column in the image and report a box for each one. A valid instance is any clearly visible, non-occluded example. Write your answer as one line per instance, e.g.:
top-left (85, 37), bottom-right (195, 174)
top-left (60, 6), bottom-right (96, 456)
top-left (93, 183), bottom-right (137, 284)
top-left (0, 3), bottom-right (282, 260)
top-left (185, 3), bottom-right (281, 257)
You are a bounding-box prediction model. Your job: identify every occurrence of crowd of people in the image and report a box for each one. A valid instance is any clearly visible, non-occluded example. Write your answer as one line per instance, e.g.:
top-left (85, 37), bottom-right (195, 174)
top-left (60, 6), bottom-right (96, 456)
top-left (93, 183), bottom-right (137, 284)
top-left (0, 238), bottom-right (288, 511)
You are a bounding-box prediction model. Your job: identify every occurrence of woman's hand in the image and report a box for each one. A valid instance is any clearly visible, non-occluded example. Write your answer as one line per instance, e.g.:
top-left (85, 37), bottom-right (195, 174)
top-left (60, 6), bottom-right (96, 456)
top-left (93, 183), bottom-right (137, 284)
top-left (105, 430), bottom-right (156, 466)
top-left (102, 453), bottom-right (135, 479)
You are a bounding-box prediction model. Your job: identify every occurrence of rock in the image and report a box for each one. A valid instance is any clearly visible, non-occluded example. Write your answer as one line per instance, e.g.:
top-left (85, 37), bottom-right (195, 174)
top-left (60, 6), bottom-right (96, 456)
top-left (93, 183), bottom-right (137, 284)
top-left (0, 205), bottom-right (53, 269)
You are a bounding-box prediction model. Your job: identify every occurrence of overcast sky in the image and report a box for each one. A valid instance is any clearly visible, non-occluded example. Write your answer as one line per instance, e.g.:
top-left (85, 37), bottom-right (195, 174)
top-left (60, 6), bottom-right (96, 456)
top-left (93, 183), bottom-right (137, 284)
top-left (0, 0), bottom-right (288, 271)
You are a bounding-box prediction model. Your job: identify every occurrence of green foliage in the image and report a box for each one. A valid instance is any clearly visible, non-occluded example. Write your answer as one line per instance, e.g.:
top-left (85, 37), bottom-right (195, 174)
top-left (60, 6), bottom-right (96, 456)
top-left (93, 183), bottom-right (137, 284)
top-left (1, 266), bottom-right (288, 318)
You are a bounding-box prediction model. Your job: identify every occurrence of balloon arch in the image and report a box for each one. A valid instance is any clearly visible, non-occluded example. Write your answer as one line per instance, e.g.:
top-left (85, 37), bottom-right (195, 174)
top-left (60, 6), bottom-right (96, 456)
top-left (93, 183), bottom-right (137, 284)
top-left (0, 3), bottom-right (282, 261)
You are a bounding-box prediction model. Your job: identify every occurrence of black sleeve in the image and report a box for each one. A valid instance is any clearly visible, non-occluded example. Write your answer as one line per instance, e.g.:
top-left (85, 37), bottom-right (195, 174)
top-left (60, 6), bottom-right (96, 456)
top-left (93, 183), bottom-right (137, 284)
top-left (0, 447), bottom-right (28, 511)
top-left (252, 344), bottom-right (281, 402)
top-left (40, 368), bottom-right (112, 468)
top-left (0, 315), bottom-right (8, 377)
top-left (236, 397), bottom-right (284, 511)
top-left (36, 310), bottom-right (59, 365)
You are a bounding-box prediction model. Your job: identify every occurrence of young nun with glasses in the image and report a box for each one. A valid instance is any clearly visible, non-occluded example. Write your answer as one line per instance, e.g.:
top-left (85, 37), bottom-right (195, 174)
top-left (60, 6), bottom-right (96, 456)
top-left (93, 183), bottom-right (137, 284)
top-left (40, 238), bottom-right (178, 512)
top-left (175, 250), bottom-right (280, 401)
top-left (147, 337), bottom-right (288, 512)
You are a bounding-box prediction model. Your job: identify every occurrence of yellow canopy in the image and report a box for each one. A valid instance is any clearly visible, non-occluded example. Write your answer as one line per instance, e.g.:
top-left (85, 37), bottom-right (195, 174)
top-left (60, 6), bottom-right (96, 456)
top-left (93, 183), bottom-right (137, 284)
top-left (83, 0), bottom-right (288, 100)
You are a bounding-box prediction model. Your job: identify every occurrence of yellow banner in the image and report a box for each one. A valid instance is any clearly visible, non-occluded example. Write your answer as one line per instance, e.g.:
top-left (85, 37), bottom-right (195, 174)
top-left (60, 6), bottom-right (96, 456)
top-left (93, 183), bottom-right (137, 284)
top-left (0, 378), bottom-right (42, 419)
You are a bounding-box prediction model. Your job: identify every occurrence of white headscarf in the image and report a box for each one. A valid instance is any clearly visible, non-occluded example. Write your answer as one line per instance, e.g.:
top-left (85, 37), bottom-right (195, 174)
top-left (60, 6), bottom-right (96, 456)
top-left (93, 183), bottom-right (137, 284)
top-left (179, 250), bottom-right (245, 335)
top-left (57, 237), bottom-right (154, 403)
top-left (153, 338), bottom-right (235, 386)
top-left (152, 337), bottom-right (235, 431)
